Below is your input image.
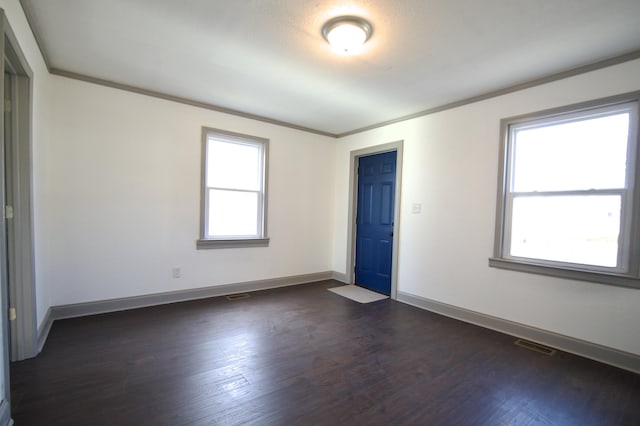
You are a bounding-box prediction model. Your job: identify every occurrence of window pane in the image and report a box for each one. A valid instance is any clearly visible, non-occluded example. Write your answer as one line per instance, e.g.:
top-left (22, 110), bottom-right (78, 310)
top-left (207, 139), bottom-right (261, 190)
top-left (207, 189), bottom-right (259, 237)
top-left (512, 113), bottom-right (629, 192)
top-left (510, 195), bottom-right (621, 267)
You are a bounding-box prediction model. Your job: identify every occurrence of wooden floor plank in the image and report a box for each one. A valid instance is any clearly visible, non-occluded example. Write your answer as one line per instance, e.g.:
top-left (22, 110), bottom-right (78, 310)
top-left (10, 280), bottom-right (640, 425)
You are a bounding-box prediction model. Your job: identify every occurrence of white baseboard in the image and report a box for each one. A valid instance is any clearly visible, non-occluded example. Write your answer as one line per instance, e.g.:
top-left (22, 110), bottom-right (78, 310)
top-left (397, 291), bottom-right (640, 374)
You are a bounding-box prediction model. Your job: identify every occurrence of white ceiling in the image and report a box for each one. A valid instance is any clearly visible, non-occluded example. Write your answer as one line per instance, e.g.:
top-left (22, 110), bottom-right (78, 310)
top-left (20, 0), bottom-right (640, 136)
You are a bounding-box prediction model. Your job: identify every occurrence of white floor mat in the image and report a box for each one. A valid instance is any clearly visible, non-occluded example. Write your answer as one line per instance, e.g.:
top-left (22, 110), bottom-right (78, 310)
top-left (328, 285), bottom-right (389, 303)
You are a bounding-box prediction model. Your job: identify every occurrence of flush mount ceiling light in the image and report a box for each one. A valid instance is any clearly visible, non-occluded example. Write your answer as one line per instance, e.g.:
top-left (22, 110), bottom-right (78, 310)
top-left (322, 16), bottom-right (373, 54)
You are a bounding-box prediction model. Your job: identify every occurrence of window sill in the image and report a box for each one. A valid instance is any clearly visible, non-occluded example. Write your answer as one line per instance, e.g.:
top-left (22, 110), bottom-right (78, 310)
top-left (197, 238), bottom-right (270, 249)
top-left (488, 257), bottom-right (640, 289)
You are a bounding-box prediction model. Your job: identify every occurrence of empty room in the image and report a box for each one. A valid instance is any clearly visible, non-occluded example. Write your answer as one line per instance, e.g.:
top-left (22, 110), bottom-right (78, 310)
top-left (1, 0), bottom-right (640, 424)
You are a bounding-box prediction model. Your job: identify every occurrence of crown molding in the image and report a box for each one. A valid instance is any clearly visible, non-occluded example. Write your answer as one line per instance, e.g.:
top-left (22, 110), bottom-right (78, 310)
top-left (337, 49), bottom-right (640, 137)
top-left (16, 1), bottom-right (640, 139)
top-left (49, 68), bottom-right (337, 137)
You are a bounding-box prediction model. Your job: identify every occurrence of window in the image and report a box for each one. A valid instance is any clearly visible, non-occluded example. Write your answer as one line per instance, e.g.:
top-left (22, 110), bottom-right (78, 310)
top-left (490, 92), bottom-right (640, 288)
top-left (197, 127), bottom-right (269, 249)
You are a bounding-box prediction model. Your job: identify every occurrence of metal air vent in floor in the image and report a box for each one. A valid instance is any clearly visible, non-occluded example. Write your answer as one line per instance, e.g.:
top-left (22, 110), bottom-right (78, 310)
top-left (514, 339), bottom-right (556, 356)
top-left (226, 293), bottom-right (251, 301)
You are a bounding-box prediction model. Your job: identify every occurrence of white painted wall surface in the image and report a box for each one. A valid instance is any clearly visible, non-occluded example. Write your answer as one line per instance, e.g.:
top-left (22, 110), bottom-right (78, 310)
top-left (43, 76), bottom-right (335, 306)
top-left (333, 59), bottom-right (640, 356)
top-left (3, 0), bottom-right (640, 359)
top-left (0, 0), bottom-right (53, 328)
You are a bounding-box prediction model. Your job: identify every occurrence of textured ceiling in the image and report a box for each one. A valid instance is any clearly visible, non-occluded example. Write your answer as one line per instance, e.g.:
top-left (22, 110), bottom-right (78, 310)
top-left (20, 0), bottom-right (640, 136)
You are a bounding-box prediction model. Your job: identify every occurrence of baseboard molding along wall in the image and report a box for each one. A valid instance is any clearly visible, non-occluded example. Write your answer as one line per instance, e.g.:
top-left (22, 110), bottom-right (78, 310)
top-left (36, 307), bottom-right (54, 353)
top-left (37, 271), bottom-right (335, 351)
top-left (37, 274), bottom-right (638, 375)
top-left (397, 291), bottom-right (640, 375)
top-left (331, 271), bottom-right (349, 283)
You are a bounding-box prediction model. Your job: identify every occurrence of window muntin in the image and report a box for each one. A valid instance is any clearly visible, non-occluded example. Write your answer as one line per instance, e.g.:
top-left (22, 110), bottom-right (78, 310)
top-left (199, 128), bottom-right (268, 247)
top-left (491, 93), bottom-right (640, 287)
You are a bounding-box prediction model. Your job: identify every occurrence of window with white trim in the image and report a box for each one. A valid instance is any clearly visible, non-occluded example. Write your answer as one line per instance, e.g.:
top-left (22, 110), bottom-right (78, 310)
top-left (197, 127), bottom-right (269, 249)
top-left (490, 92), bottom-right (640, 288)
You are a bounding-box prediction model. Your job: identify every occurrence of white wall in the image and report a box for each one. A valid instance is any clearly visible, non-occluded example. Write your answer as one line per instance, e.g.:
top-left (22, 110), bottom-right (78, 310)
top-left (41, 76), bottom-right (336, 306)
top-left (0, 0), bottom-right (53, 328)
top-left (4, 0), bottom-right (640, 358)
top-left (1, 0), bottom-right (335, 329)
top-left (333, 59), bottom-right (640, 356)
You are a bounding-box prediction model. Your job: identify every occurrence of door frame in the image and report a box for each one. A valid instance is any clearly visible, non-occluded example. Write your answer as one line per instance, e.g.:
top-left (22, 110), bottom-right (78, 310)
top-left (0, 9), bottom-right (37, 364)
top-left (347, 141), bottom-right (403, 300)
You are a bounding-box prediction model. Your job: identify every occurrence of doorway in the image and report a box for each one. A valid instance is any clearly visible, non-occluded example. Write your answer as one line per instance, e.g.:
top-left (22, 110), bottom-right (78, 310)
top-left (1, 15), bottom-right (37, 363)
top-left (354, 151), bottom-right (396, 295)
top-left (347, 141), bottom-right (403, 299)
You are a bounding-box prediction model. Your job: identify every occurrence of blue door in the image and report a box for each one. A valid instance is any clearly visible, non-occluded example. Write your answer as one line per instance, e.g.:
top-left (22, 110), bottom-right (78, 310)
top-left (355, 151), bottom-right (397, 295)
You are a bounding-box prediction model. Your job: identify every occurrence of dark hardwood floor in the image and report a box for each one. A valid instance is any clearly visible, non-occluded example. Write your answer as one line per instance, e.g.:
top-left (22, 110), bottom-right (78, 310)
top-left (10, 280), bottom-right (640, 425)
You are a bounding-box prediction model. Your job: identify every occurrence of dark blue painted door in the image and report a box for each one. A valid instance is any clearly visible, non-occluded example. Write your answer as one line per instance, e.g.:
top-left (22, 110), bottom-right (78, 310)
top-left (355, 151), bottom-right (397, 295)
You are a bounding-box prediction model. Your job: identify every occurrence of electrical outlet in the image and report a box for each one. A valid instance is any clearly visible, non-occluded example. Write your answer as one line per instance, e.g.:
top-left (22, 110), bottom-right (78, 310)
top-left (412, 203), bottom-right (422, 214)
top-left (172, 267), bottom-right (181, 279)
